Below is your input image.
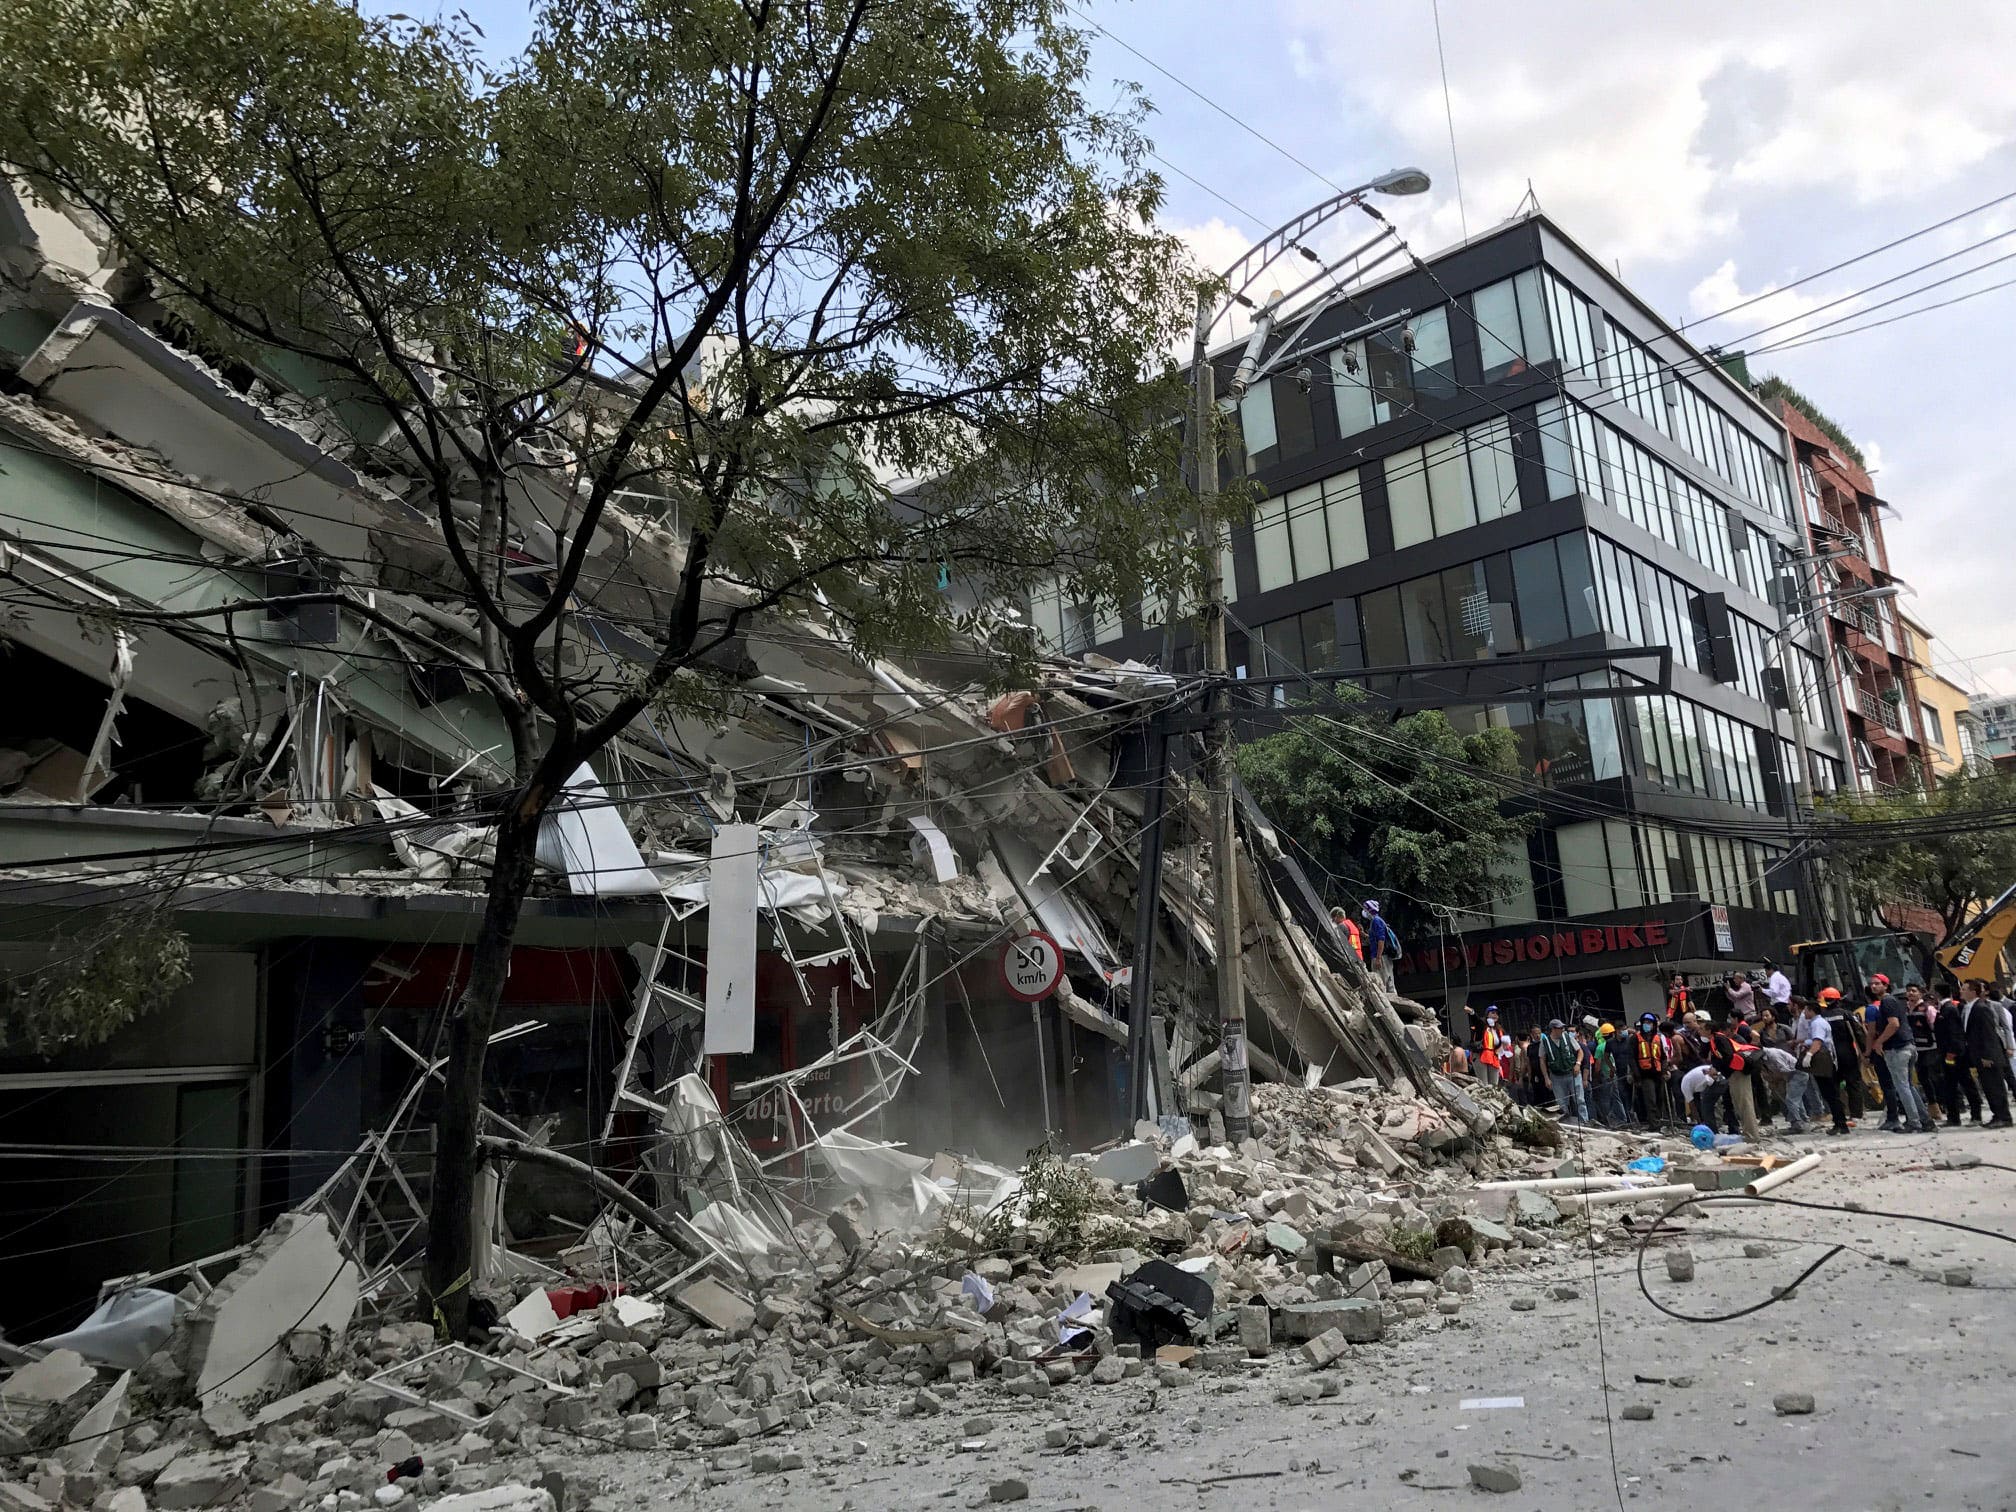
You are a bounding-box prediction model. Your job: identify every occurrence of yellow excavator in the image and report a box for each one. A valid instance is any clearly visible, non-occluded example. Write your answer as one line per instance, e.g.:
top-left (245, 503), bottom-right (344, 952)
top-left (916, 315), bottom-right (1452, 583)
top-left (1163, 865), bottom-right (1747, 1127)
top-left (1791, 882), bottom-right (2016, 1000)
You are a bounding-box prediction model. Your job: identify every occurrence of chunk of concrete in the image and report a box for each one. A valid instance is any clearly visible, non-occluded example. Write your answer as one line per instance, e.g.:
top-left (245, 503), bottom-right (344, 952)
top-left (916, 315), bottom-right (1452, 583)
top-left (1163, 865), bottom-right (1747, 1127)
top-left (1277, 1299), bottom-right (1382, 1344)
top-left (503, 1290), bottom-right (562, 1340)
top-left (1, 1349), bottom-right (98, 1411)
top-left (415, 1488), bottom-right (556, 1512)
top-left (152, 1450), bottom-right (249, 1510)
top-left (1511, 1189), bottom-right (1560, 1227)
top-left (1665, 1248), bottom-right (1696, 1283)
top-left (1298, 1328), bottom-right (1347, 1369)
top-left (1468, 1462), bottom-right (1522, 1493)
top-left (1088, 1141), bottom-right (1160, 1185)
top-left (185, 1215), bottom-right (359, 1404)
top-left (1773, 1392), bottom-right (1815, 1416)
top-left (676, 1277), bottom-right (757, 1335)
top-left (1236, 1305), bottom-right (1271, 1356)
top-left (62, 1370), bottom-right (131, 1473)
top-left (0, 1349), bottom-right (100, 1454)
top-left (251, 1373), bottom-right (352, 1430)
top-left (1264, 1222), bottom-right (1307, 1258)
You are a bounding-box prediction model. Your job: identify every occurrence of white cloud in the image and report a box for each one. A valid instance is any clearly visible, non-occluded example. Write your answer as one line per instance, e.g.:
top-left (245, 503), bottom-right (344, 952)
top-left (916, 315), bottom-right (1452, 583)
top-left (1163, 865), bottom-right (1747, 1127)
top-left (1273, 0), bottom-right (2016, 269)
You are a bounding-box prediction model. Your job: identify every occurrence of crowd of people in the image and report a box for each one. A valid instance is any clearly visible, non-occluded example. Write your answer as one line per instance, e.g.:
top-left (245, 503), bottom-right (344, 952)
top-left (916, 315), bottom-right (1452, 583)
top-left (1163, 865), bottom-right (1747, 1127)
top-left (1454, 964), bottom-right (2016, 1141)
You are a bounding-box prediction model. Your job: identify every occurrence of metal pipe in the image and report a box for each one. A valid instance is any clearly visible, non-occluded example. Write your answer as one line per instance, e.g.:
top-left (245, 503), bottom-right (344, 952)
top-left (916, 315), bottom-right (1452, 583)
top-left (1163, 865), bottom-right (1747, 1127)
top-left (1742, 1151), bottom-right (1823, 1197)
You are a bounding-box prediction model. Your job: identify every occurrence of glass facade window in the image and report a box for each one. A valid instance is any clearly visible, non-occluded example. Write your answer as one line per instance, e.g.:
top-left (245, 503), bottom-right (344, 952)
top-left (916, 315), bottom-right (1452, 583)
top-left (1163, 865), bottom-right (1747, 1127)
top-left (1381, 414), bottom-right (1530, 555)
top-left (1250, 604), bottom-right (1339, 698)
top-left (1471, 269), bottom-right (1555, 383)
top-left (1251, 466), bottom-right (1366, 591)
top-left (1332, 305), bottom-right (1455, 437)
top-left (1544, 272), bottom-right (1600, 378)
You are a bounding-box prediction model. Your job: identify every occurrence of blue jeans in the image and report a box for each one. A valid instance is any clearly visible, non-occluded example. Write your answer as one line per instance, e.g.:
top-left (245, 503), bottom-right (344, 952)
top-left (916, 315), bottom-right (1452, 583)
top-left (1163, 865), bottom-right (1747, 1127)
top-left (1883, 1045), bottom-right (1932, 1130)
top-left (1551, 1072), bottom-right (1589, 1122)
top-left (1784, 1070), bottom-right (1821, 1128)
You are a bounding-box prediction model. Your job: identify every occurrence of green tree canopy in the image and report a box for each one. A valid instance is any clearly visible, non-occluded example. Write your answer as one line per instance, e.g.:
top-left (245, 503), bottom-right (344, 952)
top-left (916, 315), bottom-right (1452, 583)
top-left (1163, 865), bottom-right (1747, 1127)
top-left (1235, 700), bottom-right (1535, 946)
top-left (1821, 769), bottom-right (2016, 935)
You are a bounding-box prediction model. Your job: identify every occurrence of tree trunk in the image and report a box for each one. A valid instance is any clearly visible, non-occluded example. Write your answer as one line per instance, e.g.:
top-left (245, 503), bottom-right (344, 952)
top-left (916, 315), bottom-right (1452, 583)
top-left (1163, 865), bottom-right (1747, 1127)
top-left (421, 805), bottom-right (543, 1340)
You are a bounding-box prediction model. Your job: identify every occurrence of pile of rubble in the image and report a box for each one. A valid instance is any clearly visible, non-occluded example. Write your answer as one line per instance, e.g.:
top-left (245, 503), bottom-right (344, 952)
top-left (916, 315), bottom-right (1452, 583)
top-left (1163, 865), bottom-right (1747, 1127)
top-left (0, 1080), bottom-right (1672, 1508)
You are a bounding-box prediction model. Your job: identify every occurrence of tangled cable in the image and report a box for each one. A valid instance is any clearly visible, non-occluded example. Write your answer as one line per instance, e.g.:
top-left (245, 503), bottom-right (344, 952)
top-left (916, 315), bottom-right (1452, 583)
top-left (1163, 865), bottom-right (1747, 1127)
top-left (1632, 1188), bottom-right (2016, 1325)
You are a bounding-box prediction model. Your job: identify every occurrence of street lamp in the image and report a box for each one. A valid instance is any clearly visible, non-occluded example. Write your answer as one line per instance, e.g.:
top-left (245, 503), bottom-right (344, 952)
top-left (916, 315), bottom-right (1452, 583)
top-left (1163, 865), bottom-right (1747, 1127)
top-left (1187, 170), bottom-right (1429, 1142)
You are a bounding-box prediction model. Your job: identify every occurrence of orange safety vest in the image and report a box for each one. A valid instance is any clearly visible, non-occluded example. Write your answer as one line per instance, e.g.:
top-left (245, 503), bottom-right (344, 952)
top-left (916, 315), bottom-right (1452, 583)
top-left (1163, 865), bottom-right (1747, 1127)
top-left (1635, 1030), bottom-right (1667, 1073)
top-left (1479, 1025), bottom-right (1508, 1068)
top-left (1337, 916), bottom-right (1364, 959)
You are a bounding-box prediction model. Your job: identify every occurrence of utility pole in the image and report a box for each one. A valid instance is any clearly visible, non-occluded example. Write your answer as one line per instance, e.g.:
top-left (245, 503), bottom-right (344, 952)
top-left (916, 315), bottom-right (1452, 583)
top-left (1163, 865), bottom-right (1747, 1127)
top-left (1193, 287), bottom-right (1250, 1144)
top-left (1168, 169), bottom-right (1429, 1144)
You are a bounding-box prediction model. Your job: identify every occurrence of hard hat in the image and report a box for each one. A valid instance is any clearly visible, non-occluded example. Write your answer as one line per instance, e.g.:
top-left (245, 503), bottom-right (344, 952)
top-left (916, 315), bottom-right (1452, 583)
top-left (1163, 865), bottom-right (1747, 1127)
top-left (1818, 987), bottom-right (1842, 1003)
top-left (1599, 1022), bottom-right (1616, 1035)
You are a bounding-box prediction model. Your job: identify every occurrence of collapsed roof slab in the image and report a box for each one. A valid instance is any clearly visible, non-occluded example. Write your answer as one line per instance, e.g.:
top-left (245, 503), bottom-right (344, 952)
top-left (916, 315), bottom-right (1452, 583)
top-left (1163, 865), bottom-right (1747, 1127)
top-left (18, 302), bottom-right (426, 569)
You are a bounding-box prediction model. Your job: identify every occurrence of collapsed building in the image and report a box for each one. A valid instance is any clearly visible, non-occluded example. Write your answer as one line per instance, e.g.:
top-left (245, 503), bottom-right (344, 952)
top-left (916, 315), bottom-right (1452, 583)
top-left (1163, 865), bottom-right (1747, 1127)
top-left (0, 175), bottom-right (1493, 1360)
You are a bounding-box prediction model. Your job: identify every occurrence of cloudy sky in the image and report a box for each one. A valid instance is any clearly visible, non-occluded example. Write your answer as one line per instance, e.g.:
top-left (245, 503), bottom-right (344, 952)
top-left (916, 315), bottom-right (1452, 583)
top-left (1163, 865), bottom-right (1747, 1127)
top-left (1075, 0), bottom-right (2016, 696)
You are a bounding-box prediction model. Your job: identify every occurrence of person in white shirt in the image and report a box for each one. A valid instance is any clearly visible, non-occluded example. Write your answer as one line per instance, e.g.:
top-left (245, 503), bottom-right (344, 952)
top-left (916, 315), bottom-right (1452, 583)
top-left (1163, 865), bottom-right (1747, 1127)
top-left (1679, 1062), bottom-right (1720, 1126)
top-left (1795, 998), bottom-right (1847, 1135)
top-left (1764, 961), bottom-right (1792, 1009)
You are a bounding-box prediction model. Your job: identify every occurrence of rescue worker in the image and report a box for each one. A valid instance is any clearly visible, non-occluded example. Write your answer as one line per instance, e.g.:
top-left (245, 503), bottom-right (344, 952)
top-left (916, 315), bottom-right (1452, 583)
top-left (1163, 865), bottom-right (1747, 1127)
top-left (1360, 901), bottom-right (1402, 990)
top-left (1709, 1013), bottom-right (1765, 1144)
top-left (1589, 1022), bottom-right (1625, 1125)
top-left (1625, 1012), bottom-right (1670, 1127)
top-left (1329, 906), bottom-right (1365, 962)
top-left (1543, 1018), bottom-right (1589, 1122)
top-left (1820, 986), bottom-right (1867, 1126)
top-left (1476, 1005), bottom-right (1511, 1089)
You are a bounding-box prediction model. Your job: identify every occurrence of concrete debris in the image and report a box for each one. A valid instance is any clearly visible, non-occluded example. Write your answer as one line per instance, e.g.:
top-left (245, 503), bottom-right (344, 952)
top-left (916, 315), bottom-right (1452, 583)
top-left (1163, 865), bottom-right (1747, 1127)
top-left (0, 1350), bottom-right (98, 1453)
top-left (1469, 1462), bottom-right (1522, 1493)
top-left (61, 1370), bottom-right (131, 1474)
top-left (1665, 1248), bottom-right (1696, 1283)
top-left (1774, 1393), bottom-right (1816, 1416)
top-left (1943, 1267), bottom-right (1974, 1288)
top-left (182, 1213), bottom-right (360, 1404)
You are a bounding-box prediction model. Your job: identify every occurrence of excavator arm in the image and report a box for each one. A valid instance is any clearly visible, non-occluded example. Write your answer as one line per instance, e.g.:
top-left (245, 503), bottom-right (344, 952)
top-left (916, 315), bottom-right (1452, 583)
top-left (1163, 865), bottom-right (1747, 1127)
top-left (1935, 881), bottom-right (2016, 985)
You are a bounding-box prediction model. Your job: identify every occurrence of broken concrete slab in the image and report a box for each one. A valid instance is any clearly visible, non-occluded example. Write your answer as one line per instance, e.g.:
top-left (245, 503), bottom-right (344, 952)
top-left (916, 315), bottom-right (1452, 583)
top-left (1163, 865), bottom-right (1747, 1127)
top-left (1665, 1248), bottom-right (1696, 1283)
top-left (1774, 1392), bottom-right (1815, 1416)
top-left (1087, 1141), bottom-right (1160, 1185)
top-left (185, 1214), bottom-right (359, 1404)
top-left (1277, 1299), bottom-right (1382, 1344)
top-left (676, 1278), bottom-right (757, 1335)
top-left (251, 1374), bottom-right (352, 1430)
top-left (152, 1449), bottom-right (249, 1510)
top-left (0, 1349), bottom-right (100, 1454)
top-left (61, 1370), bottom-right (130, 1474)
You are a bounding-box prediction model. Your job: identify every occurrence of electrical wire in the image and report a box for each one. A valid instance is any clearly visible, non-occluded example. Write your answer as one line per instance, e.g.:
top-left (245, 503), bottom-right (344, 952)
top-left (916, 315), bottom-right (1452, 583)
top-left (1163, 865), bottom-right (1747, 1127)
top-left (1631, 1187), bottom-right (2016, 1325)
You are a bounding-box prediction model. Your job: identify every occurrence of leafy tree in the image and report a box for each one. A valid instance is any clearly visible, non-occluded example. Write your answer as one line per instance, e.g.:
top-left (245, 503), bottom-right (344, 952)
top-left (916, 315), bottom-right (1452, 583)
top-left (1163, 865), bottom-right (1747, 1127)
top-left (2, 0), bottom-right (1199, 1335)
top-left (1235, 700), bottom-right (1534, 946)
top-left (1821, 769), bottom-right (2016, 935)
top-left (0, 912), bottom-right (191, 1057)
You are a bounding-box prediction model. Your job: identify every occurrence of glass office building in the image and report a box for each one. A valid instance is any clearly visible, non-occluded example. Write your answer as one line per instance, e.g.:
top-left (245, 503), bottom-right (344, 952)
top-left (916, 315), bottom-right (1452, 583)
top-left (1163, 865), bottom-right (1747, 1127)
top-left (1032, 213), bottom-right (1848, 1028)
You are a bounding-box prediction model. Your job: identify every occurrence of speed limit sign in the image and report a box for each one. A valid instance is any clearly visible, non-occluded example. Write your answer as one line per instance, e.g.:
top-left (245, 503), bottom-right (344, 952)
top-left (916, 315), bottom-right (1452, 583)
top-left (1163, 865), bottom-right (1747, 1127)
top-left (1000, 931), bottom-right (1064, 1002)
